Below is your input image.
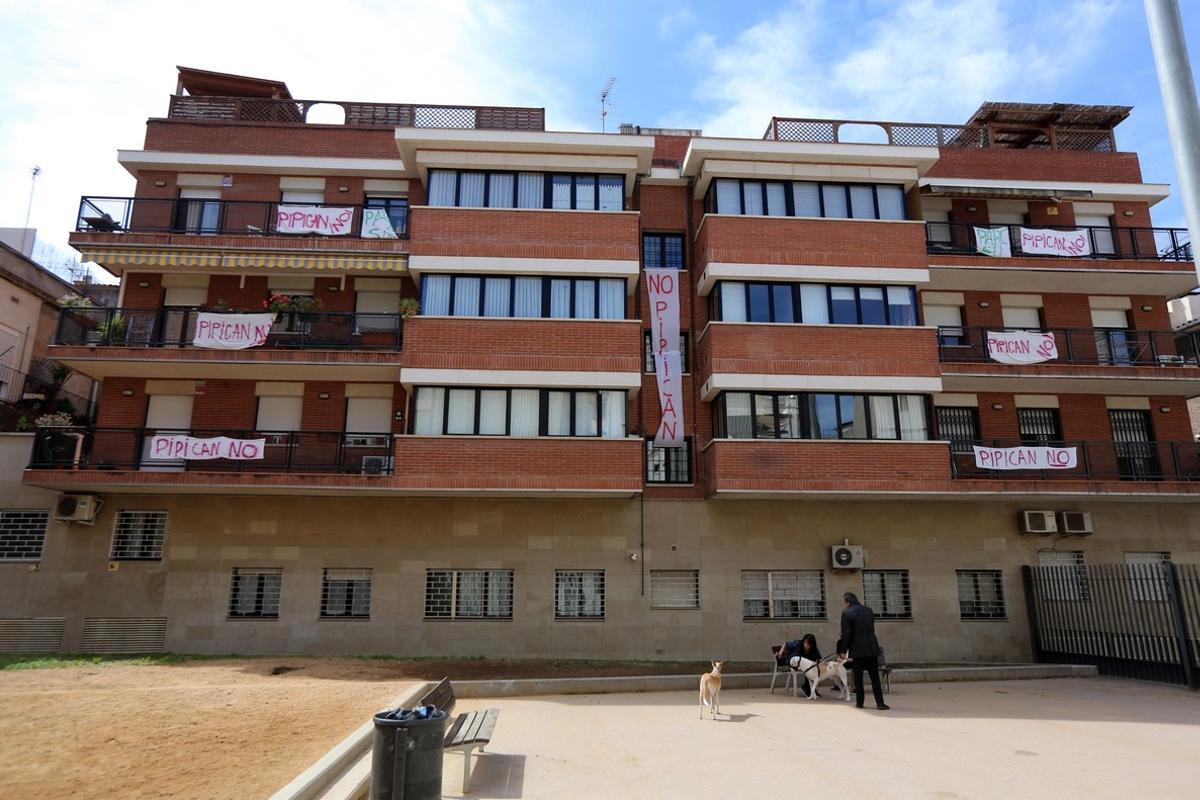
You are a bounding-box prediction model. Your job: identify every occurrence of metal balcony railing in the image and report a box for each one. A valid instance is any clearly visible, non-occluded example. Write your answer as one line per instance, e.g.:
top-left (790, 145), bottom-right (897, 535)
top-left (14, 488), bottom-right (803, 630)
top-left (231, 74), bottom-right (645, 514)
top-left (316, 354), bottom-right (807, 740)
top-left (74, 196), bottom-right (409, 239)
top-left (167, 95), bottom-right (546, 130)
top-left (763, 117), bottom-right (1116, 151)
top-left (936, 326), bottom-right (1200, 367)
top-left (0, 363), bottom-right (98, 422)
top-left (54, 307), bottom-right (404, 351)
top-left (29, 427), bottom-right (396, 474)
top-left (947, 440), bottom-right (1200, 482)
top-left (926, 222), bottom-right (1192, 261)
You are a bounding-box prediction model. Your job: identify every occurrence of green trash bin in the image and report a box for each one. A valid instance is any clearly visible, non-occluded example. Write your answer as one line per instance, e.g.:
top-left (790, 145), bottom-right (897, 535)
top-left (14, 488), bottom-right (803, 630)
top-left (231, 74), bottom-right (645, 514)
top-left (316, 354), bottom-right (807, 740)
top-left (369, 707), bottom-right (447, 800)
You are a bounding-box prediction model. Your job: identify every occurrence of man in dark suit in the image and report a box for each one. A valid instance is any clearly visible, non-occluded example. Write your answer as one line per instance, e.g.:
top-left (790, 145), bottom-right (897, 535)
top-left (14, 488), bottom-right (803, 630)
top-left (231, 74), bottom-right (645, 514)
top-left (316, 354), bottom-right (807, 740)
top-left (839, 592), bottom-right (890, 710)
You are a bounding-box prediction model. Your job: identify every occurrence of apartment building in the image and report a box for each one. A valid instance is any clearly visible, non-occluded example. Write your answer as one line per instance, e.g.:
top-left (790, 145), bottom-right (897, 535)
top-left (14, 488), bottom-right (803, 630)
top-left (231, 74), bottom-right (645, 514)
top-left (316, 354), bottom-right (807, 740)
top-left (2, 67), bottom-right (1199, 661)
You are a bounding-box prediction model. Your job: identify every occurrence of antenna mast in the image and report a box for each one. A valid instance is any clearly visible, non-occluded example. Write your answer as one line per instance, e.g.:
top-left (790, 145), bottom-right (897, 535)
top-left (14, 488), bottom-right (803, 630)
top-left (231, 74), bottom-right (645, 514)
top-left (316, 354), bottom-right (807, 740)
top-left (22, 166), bottom-right (41, 257)
top-left (600, 77), bottom-right (616, 132)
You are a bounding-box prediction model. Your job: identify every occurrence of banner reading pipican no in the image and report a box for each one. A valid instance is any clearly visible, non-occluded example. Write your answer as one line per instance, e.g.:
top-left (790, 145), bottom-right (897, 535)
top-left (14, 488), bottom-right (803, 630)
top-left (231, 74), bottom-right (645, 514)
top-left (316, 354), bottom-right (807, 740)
top-left (645, 269), bottom-right (684, 447)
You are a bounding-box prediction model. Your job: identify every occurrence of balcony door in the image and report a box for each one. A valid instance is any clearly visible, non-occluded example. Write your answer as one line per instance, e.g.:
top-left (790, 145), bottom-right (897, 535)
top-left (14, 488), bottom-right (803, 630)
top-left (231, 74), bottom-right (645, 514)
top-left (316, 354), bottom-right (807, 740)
top-left (1092, 308), bottom-right (1132, 366)
top-left (175, 189), bottom-right (221, 235)
top-left (1109, 409), bottom-right (1160, 480)
top-left (1076, 214), bottom-right (1116, 256)
top-left (141, 394), bottom-right (194, 471)
top-left (161, 285), bottom-right (208, 347)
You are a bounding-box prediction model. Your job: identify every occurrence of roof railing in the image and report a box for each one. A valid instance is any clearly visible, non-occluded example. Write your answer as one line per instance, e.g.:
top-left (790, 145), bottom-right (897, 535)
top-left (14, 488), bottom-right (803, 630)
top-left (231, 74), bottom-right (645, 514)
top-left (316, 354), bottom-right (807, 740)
top-left (763, 116), bottom-right (1116, 151)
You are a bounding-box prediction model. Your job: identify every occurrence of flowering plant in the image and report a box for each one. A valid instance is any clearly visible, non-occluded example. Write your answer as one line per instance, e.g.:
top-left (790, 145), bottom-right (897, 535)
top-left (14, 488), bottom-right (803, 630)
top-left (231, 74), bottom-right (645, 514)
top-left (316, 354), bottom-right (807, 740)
top-left (34, 412), bottom-right (75, 428)
top-left (263, 293), bottom-right (324, 314)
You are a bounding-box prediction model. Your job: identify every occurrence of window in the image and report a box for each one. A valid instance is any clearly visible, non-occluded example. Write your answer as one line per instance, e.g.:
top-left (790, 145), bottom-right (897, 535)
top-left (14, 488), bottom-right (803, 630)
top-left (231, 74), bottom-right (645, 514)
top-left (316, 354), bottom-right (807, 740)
top-left (936, 407), bottom-right (980, 454)
top-left (1126, 552), bottom-right (1171, 602)
top-left (345, 397), bottom-right (392, 439)
top-left (646, 438), bottom-right (691, 484)
top-left (110, 511), bottom-right (168, 561)
top-left (365, 196), bottom-right (409, 236)
top-left (956, 570), bottom-right (1006, 619)
top-left (228, 568), bottom-right (282, 619)
top-left (643, 233), bottom-right (685, 270)
top-left (321, 568), bottom-right (372, 618)
top-left (175, 189), bottom-right (221, 234)
top-left (650, 570), bottom-right (700, 609)
top-left (1076, 214), bottom-right (1116, 255)
top-left (862, 570), bottom-right (912, 619)
top-left (1091, 308), bottom-right (1131, 365)
top-left (741, 570), bottom-right (826, 620)
top-left (419, 274), bottom-right (625, 320)
top-left (0, 510), bottom-right (50, 561)
top-left (1038, 550), bottom-right (1088, 601)
top-left (708, 179), bottom-right (906, 220)
top-left (714, 392), bottom-right (928, 441)
top-left (712, 282), bottom-right (916, 326)
top-left (924, 304), bottom-right (965, 346)
top-left (554, 570), bottom-right (605, 619)
top-left (256, 395), bottom-right (302, 433)
top-left (425, 569), bottom-right (514, 619)
top-left (1018, 408), bottom-right (1062, 445)
top-left (643, 331), bottom-right (690, 373)
top-left (426, 170), bottom-right (622, 210)
top-left (1001, 305), bottom-right (1041, 330)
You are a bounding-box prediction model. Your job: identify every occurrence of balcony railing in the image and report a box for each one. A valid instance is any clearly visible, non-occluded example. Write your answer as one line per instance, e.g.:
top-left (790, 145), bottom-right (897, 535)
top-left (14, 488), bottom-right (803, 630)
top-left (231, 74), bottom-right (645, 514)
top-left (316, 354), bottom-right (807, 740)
top-left (55, 307), bottom-right (403, 351)
top-left (167, 95), bottom-right (545, 130)
top-left (0, 363), bottom-right (98, 422)
top-left (763, 117), bottom-right (1116, 151)
top-left (926, 222), bottom-right (1192, 262)
top-left (937, 326), bottom-right (1200, 367)
top-left (74, 196), bottom-right (408, 239)
top-left (948, 440), bottom-right (1200, 482)
top-left (29, 427), bottom-right (395, 474)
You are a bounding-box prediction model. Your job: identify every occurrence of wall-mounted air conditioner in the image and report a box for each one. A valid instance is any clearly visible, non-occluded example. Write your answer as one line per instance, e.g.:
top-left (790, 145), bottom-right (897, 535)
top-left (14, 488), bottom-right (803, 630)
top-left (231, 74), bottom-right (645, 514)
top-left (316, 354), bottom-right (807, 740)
top-left (831, 545), bottom-right (864, 570)
top-left (1058, 511), bottom-right (1094, 536)
top-left (1019, 510), bottom-right (1057, 535)
top-left (53, 495), bottom-right (101, 525)
top-left (361, 456), bottom-right (393, 475)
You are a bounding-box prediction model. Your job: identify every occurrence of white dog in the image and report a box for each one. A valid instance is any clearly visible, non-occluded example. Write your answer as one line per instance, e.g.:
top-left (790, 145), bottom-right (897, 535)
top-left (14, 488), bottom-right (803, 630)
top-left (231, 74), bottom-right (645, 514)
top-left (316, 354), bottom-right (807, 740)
top-left (699, 660), bottom-right (723, 719)
top-left (790, 655), bottom-right (852, 701)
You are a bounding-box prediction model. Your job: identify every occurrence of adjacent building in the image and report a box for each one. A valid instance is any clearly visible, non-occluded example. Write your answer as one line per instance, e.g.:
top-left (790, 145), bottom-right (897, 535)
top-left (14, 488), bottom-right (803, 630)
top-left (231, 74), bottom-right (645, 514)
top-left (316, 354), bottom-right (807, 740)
top-left (2, 68), bottom-right (1199, 661)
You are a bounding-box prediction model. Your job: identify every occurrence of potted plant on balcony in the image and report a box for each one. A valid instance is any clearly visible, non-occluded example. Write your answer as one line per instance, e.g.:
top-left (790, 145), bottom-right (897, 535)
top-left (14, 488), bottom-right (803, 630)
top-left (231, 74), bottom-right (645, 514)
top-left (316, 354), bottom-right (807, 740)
top-left (97, 314), bottom-right (126, 345)
top-left (265, 292), bottom-right (323, 334)
top-left (398, 297), bottom-right (421, 319)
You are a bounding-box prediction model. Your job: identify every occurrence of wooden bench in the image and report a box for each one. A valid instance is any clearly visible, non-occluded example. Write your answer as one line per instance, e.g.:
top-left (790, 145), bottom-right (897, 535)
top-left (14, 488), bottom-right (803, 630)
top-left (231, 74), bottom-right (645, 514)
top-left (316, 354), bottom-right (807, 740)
top-left (419, 677), bottom-right (500, 793)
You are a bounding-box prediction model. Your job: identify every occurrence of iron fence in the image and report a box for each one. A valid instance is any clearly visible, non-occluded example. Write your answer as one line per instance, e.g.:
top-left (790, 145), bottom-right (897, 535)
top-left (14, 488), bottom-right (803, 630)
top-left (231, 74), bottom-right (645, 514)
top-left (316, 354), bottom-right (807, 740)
top-left (763, 116), bottom-right (1116, 151)
top-left (926, 221), bottom-right (1192, 261)
top-left (948, 440), bottom-right (1200, 482)
top-left (167, 95), bottom-right (545, 130)
top-left (936, 326), bottom-right (1200, 367)
top-left (0, 363), bottom-right (98, 421)
top-left (55, 307), bottom-right (403, 351)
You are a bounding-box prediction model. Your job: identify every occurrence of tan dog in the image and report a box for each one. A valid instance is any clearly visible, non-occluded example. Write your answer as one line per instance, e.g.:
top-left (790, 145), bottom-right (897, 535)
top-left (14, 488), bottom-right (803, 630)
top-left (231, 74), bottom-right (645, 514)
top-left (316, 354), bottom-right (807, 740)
top-left (699, 660), bottom-right (723, 719)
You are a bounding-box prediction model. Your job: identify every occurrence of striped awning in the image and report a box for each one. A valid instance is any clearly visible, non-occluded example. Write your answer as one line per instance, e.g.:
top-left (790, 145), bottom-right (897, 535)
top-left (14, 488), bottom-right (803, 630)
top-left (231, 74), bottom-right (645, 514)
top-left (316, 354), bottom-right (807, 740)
top-left (76, 248), bottom-right (408, 272)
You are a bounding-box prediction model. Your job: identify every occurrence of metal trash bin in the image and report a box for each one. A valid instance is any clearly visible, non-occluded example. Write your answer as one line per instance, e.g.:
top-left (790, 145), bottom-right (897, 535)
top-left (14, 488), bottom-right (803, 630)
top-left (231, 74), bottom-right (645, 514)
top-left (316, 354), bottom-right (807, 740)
top-left (369, 707), bottom-right (447, 800)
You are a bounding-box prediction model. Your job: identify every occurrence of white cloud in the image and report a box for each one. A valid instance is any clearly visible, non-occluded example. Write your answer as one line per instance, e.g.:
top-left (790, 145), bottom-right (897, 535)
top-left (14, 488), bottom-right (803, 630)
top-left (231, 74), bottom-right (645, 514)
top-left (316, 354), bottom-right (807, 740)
top-left (0, 0), bottom-right (579, 263)
top-left (658, 4), bottom-right (696, 36)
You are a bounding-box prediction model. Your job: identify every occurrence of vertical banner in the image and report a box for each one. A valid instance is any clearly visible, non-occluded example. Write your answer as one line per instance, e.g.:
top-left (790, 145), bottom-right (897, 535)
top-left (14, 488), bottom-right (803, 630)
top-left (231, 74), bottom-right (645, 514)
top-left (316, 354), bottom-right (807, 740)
top-left (645, 269), bottom-right (684, 447)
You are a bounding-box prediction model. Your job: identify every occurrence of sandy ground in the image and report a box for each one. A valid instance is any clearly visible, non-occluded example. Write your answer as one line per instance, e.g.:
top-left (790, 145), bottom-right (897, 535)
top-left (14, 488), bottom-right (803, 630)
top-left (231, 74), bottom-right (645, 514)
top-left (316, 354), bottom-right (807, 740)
top-left (0, 658), bottom-right (416, 800)
top-left (447, 678), bottom-right (1200, 800)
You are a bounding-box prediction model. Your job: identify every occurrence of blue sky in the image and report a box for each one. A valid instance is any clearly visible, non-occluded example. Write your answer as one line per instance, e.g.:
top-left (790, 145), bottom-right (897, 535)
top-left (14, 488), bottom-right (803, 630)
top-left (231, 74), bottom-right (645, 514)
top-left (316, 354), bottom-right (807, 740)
top-left (1, 0), bottom-right (1199, 279)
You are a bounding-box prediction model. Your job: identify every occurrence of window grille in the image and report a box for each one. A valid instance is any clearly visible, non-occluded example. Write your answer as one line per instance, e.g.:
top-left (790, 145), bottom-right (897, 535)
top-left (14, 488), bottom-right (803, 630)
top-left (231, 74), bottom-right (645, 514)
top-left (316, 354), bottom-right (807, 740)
top-left (862, 569), bottom-right (912, 619)
top-left (645, 439), bottom-right (691, 484)
top-left (1038, 550), bottom-right (1088, 601)
top-left (1125, 552), bottom-right (1171, 602)
top-left (554, 570), bottom-right (605, 619)
top-left (321, 568), bottom-right (373, 618)
top-left (643, 331), bottom-right (690, 373)
top-left (649, 570), bottom-right (700, 609)
top-left (0, 510), bottom-right (50, 560)
top-left (956, 570), bottom-right (1006, 619)
top-left (935, 407), bottom-right (980, 454)
top-left (109, 511), bottom-right (168, 561)
top-left (228, 568), bottom-right (282, 619)
top-left (741, 570), bottom-right (826, 620)
top-left (425, 569), bottom-right (514, 619)
top-left (1017, 408), bottom-right (1062, 445)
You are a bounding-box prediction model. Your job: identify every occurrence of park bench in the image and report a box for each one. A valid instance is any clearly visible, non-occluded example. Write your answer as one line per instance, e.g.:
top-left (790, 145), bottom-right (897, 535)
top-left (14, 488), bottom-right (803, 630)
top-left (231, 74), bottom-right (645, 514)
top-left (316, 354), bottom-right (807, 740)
top-left (419, 677), bottom-right (500, 793)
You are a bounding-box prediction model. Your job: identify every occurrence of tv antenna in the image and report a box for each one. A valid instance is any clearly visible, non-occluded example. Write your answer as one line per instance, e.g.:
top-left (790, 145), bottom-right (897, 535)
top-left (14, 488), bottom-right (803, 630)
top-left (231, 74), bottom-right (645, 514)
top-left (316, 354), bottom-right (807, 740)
top-left (22, 166), bottom-right (41, 256)
top-left (600, 77), bottom-right (616, 132)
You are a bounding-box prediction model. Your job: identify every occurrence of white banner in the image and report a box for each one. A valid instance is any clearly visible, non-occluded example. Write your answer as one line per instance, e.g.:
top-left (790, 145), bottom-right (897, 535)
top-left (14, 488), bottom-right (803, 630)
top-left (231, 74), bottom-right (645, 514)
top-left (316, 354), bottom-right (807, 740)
top-left (973, 445), bottom-right (1078, 470)
top-left (973, 226), bottom-right (1012, 258)
top-left (986, 330), bottom-right (1058, 364)
top-left (1019, 228), bottom-right (1091, 257)
top-left (645, 269), bottom-right (684, 447)
top-left (275, 205), bottom-right (355, 236)
top-left (360, 208), bottom-right (399, 239)
top-left (148, 435), bottom-right (266, 461)
top-left (193, 313), bottom-right (276, 350)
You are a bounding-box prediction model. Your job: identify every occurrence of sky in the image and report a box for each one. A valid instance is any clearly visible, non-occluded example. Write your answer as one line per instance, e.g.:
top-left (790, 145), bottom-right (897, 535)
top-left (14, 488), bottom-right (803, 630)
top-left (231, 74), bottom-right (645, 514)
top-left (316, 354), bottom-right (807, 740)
top-left (1, 0), bottom-right (1199, 284)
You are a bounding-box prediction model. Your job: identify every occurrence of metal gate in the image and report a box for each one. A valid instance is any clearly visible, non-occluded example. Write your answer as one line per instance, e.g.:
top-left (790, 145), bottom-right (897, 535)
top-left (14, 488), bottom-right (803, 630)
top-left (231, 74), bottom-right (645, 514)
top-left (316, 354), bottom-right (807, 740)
top-left (1023, 563), bottom-right (1200, 688)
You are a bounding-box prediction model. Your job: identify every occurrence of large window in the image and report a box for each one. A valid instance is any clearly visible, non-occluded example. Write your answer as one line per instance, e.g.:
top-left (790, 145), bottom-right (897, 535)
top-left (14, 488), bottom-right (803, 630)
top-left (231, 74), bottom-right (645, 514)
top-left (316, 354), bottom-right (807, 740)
top-left (714, 392), bottom-right (928, 441)
top-left (643, 332), bottom-right (690, 373)
top-left (649, 570), bottom-right (700, 609)
top-left (1018, 408), bottom-right (1063, 445)
top-left (0, 510), bottom-right (50, 561)
top-left (741, 570), bottom-right (826, 620)
top-left (413, 387), bottom-right (626, 438)
top-left (228, 568), bottom-right (283, 619)
top-left (708, 179), bottom-right (906, 221)
top-left (364, 196), bottom-right (409, 237)
top-left (428, 169), bottom-right (623, 211)
top-left (646, 439), bottom-right (691, 484)
top-left (425, 569), bottom-right (514, 619)
top-left (956, 570), bottom-right (1006, 620)
top-left (421, 274), bottom-right (626, 320)
top-left (862, 569), bottom-right (912, 620)
top-left (712, 281), bottom-right (916, 326)
top-left (321, 568), bottom-right (372, 619)
top-left (110, 511), bottom-right (168, 561)
top-left (554, 570), bottom-right (605, 619)
top-left (643, 233), bottom-right (685, 270)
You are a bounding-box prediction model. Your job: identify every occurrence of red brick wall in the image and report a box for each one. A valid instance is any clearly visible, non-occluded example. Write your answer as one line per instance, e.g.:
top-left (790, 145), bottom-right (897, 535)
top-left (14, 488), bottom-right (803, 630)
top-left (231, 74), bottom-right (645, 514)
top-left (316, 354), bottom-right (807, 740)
top-left (191, 380), bottom-right (257, 430)
top-left (144, 120), bottom-right (398, 159)
top-left (403, 318), bottom-right (642, 372)
top-left (96, 378), bottom-right (149, 427)
top-left (301, 383), bottom-right (346, 431)
top-left (122, 273), bottom-right (164, 308)
top-left (1027, 202), bottom-right (1075, 227)
top-left (927, 148), bottom-right (1144, 183)
top-left (652, 135), bottom-right (692, 164)
top-left (409, 207), bottom-right (640, 260)
top-left (206, 274), bottom-right (269, 310)
top-left (696, 216), bottom-right (927, 269)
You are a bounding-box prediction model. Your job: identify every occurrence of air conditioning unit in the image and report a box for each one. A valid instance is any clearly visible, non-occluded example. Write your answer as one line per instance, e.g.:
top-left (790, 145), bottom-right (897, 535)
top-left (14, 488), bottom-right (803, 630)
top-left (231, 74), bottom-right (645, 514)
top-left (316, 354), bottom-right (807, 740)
top-left (360, 456), bottom-right (393, 475)
top-left (831, 545), bottom-right (864, 570)
top-left (1058, 511), bottom-right (1094, 536)
top-left (53, 494), bottom-right (101, 525)
top-left (1019, 510), bottom-right (1058, 535)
